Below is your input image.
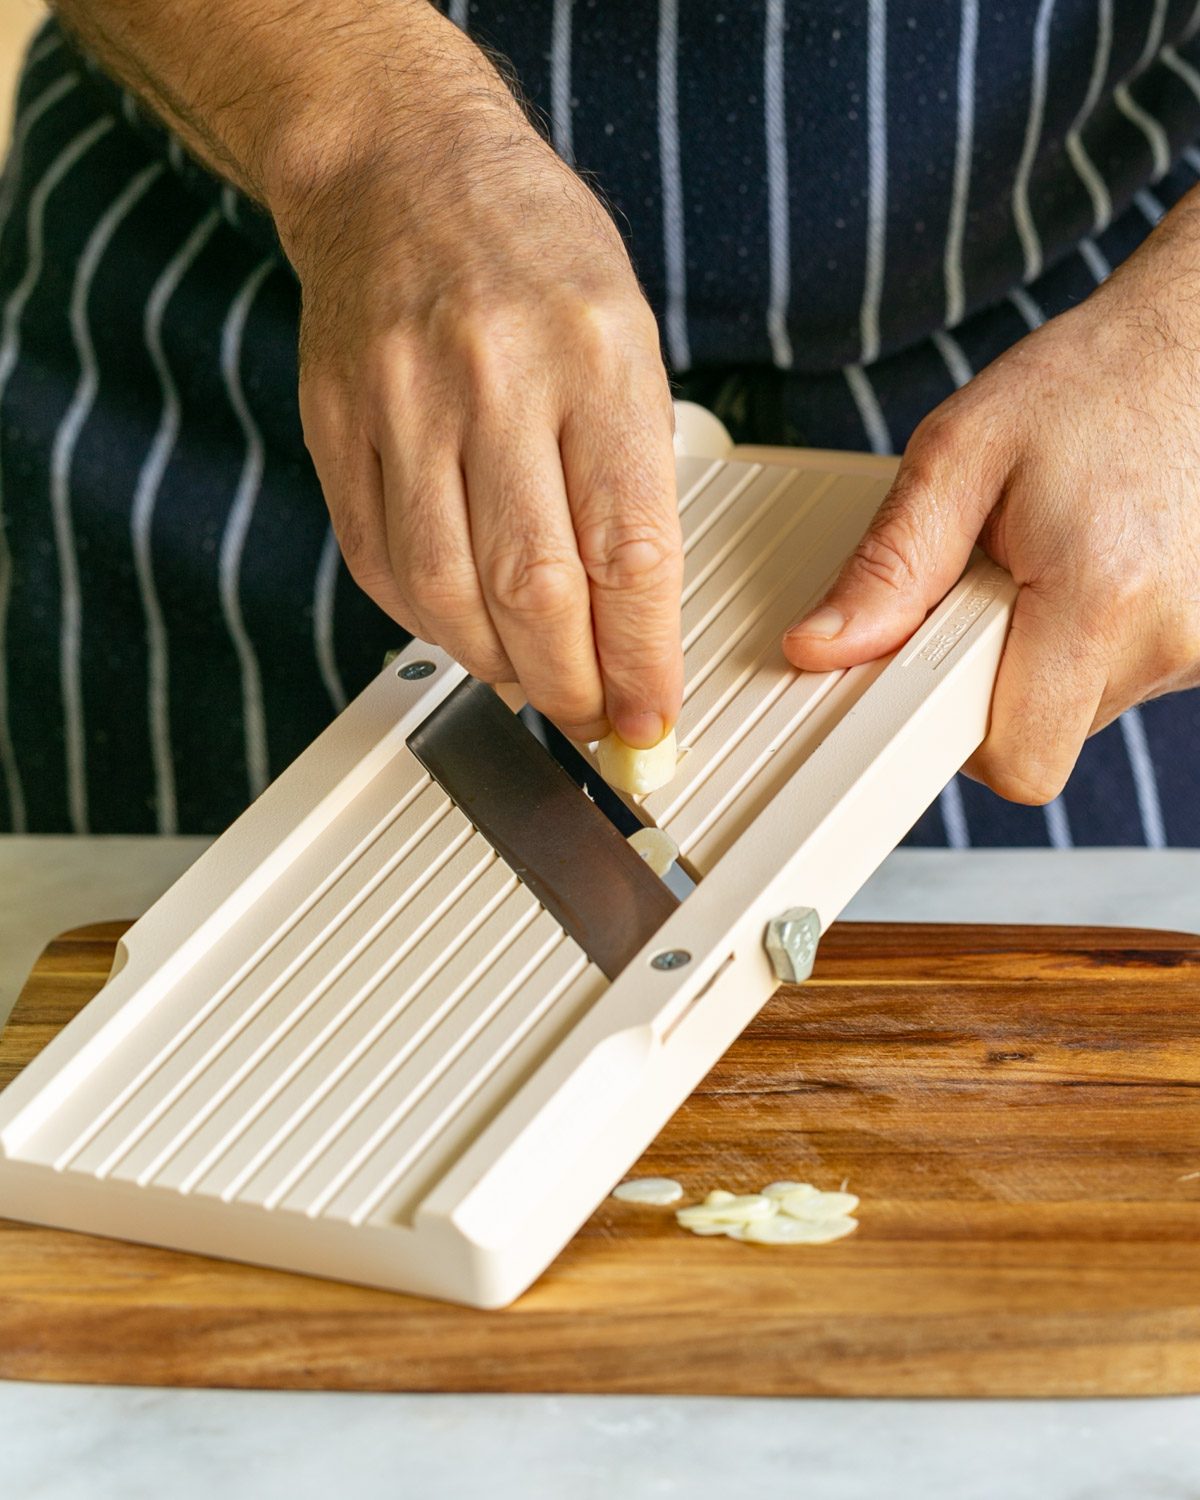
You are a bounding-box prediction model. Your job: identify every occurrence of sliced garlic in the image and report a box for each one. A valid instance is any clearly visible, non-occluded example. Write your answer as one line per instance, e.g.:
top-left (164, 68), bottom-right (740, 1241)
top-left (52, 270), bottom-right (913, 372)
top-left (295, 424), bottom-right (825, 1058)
top-left (626, 1174), bottom-right (862, 1246)
top-left (596, 727), bottom-right (678, 795)
top-left (627, 826), bottom-right (680, 877)
top-left (760, 1180), bottom-right (817, 1201)
top-left (676, 1193), bottom-right (774, 1227)
top-left (612, 1176), bottom-right (684, 1206)
top-left (729, 1213), bottom-right (858, 1245)
top-left (780, 1189), bottom-right (860, 1221)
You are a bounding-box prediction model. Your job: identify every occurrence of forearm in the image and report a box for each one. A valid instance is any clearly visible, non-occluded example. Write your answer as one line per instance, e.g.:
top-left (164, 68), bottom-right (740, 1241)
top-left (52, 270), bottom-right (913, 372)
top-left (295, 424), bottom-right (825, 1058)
top-left (49, 0), bottom-right (531, 253)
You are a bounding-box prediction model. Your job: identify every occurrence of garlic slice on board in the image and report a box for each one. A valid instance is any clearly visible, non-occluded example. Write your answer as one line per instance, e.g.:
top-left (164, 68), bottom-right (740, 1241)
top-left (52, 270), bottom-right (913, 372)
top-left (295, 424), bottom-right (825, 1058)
top-left (761, 1181), bottom-right (818, 1201)
top-left (729, 1214), bottom-right (858, 1245)
top-left (780, 1189), bottom-right (860, 1220)
top-left (612, 1176), bottom-right (684, 1206)
top-left (676, 1193), bottom-right (775, 1227)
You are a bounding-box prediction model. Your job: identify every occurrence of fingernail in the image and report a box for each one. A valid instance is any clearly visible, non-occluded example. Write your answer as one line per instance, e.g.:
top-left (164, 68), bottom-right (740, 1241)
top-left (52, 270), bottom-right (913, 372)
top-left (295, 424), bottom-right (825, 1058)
top-left (786, 605), bottom-right (846, 642)
top-left (614, 711), bottom-right (666, 749)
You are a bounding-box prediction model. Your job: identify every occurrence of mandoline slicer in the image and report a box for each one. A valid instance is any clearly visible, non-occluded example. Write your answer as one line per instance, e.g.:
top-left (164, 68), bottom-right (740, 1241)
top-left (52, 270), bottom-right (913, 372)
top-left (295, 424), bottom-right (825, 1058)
top-left (0, 405), bottom-right (1016, 1308)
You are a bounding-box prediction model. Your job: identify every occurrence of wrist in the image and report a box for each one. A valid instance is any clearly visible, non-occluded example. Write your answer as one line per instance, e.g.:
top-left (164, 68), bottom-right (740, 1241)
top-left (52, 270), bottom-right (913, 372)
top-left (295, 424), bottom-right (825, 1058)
top-left (264, 11), bottom-right (534, 280)
top-left (1087, 184), bottom-right (1200, 343)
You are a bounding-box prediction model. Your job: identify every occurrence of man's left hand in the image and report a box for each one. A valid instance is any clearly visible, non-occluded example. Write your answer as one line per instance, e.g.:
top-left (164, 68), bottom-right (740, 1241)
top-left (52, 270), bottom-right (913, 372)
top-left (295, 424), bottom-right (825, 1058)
top-left (783, 197), bottom-right (1200, 805)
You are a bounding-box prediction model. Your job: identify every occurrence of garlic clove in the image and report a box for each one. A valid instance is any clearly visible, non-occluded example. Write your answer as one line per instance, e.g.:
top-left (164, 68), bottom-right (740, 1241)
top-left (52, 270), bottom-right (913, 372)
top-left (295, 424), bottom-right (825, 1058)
top-left (596, 727), bottom-right (679, 795)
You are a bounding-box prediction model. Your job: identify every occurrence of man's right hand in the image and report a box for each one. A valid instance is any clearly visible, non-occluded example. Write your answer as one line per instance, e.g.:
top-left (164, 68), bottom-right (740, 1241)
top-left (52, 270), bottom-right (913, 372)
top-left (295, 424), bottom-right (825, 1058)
top-left (58, 0), bottom-right (684, 748)
top-left (277, 13), bottom-right (683, 748)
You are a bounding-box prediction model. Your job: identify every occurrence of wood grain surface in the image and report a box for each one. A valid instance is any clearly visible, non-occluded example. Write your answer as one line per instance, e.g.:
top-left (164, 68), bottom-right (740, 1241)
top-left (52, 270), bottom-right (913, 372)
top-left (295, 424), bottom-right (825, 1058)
top-left (2, 919), bottom-right (1199, 1396)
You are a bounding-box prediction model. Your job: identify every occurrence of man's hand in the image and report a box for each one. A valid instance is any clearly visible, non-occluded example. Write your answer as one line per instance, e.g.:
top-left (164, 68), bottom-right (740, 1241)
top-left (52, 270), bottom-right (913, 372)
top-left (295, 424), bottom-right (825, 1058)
top-left (783, 196), bottom-right (1200, 804)
top-left (56, 0), bottom-right (682, 747)
top-left (284, 62), bottom-right (681, 747)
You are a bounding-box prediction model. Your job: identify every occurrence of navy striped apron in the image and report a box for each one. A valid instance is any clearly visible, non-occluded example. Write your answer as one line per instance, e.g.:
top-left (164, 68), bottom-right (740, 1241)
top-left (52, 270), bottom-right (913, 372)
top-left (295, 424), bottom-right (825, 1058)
top-left (2, 3), bottom-right (1200, 847)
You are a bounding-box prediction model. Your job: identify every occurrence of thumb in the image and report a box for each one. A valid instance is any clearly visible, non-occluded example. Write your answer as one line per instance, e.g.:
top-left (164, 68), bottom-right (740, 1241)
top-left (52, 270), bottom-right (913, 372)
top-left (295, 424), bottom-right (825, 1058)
top-left (782, 426), bottom-right (997, 671)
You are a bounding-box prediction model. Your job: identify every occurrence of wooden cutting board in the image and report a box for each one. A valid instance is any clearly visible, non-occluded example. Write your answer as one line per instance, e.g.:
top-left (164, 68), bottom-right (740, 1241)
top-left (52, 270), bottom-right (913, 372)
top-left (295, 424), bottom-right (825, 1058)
top-left (2, 920), bottom-right (1199, 1396)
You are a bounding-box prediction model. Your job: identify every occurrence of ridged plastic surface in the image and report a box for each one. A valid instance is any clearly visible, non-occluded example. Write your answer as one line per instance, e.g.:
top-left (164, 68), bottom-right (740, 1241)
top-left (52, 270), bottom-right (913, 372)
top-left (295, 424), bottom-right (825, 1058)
top-left (10, 750), bottom-right (606, 1227)
top-left (645, 454), bottom-right (889, 873)
top-left (0, 437), bottom-right (1014, 1307)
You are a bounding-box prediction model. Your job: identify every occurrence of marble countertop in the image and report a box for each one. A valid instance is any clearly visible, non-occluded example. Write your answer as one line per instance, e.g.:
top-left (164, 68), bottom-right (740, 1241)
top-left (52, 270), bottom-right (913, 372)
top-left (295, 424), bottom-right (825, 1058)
top-left (2, 837), bottom-right (1199, 1498)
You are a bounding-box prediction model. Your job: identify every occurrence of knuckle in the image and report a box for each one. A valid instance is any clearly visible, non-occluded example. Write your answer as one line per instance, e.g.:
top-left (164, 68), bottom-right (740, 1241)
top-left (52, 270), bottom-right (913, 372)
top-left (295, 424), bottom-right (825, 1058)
top-left (359, 330), bottom-right (411, 386)
top-left (334, 522), bottom-right (387, 592)
top-left (459, 317), bottom-right (522, 390)
top-left (432, 297), bottom-right (531, 404)
top-left (404, 564), bottom-right (481, 625)
top-left (906, 407), bottom-right (959, 468)
top-left (527, 685), bottom-right (605, 731)
top-left (298, 376), bottom-right (340, 447)
top-left (350, 561), bottom-right (394, 601)
top-left (565, 294), bottom-right (654, 362)
top-left (848, 525), bottom-right (921, 596)
top-left (597, 624), bottom-right (683, 685)
top-left (367, 347), bottom-right (428, 424)
top-left (459, 647), bottom-right (513, 683)
top-left (900, 402), bottom-right (1000, 496)
top-left (486, 548), bottom-right (583, 619)
top-left (430, 280), bottom-right (663, 414)
top-left (447, 288), bottom-right (555, 359)
top-left (352, 567), bottom-right (402, 618)
top-left (1083, 539), bottom-right (1151, 612)
top-left (1163, 617), bottom-right (1200, 679)
top-left (576, 517), bottom-right (682, 594)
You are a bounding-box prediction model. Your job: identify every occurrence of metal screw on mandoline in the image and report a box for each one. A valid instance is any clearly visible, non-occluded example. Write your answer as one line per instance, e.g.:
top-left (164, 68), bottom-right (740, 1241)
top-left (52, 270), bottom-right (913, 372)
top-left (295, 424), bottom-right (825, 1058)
top-left (398, 660), bottom-right (437, 681)
top-left (651, 949), bottom-right (691, 971)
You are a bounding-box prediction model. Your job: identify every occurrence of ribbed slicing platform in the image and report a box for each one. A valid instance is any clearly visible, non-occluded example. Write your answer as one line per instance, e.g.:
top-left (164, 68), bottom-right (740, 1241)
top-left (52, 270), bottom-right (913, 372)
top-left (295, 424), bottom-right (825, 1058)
top-left (0, 440), bottom-right (1013, 1309)
top-left (626, 454), bottom-right (889, 874)
top-left (13, 749), bottom-right (605, 1226)
top-left (4, 452), bottom-right (889, 1234)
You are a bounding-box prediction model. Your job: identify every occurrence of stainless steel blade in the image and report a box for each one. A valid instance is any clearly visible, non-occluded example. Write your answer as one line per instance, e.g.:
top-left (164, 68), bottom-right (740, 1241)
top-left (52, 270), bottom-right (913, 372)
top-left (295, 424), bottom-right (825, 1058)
top-left (406, 678), bottom-right (680, 980)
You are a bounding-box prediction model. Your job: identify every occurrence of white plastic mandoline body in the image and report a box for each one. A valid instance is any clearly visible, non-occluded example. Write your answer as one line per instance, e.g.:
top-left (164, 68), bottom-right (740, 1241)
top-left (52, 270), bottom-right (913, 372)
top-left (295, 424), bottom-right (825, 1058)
top-left (0, 422), bottom-right (1016, 1308)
